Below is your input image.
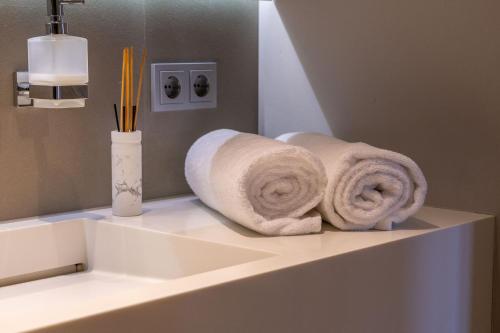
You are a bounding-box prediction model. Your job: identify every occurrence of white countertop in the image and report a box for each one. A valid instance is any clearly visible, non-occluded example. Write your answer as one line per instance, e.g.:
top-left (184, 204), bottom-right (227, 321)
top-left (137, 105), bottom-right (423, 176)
top-left (0, 195), bottom-right (493, 332)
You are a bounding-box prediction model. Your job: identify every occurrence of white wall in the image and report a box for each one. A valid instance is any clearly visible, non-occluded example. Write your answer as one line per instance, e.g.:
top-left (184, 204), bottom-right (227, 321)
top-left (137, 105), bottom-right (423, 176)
top-left (258, 2), bottom-right (332, 138)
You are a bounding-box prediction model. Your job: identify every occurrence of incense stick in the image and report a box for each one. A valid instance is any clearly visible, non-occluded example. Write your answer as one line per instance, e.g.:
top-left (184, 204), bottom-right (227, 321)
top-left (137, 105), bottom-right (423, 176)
top-left (132, 106), bottom-right (137, 131)
top-left (130, 47), bottom-right (134, 132)
top-left (114, 104), bottom-right (120, 131)
top-left (120, 48), bottom-right (127, 132)
top-left (134, 48), bottom-right (147, 131)
top-left (125, 47), bottom-right (131, 132)
top-left (118, 46), bottom-right (147, 132)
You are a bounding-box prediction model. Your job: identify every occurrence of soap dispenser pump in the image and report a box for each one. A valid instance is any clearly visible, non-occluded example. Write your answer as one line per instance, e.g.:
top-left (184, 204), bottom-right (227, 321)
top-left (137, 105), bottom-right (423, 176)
top-left (26, 0), bottom-right (88, 108)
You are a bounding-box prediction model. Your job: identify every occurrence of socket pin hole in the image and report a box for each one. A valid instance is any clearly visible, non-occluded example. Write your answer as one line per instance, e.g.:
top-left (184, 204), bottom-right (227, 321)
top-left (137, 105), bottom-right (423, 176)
top-left (164, 76), bottom-right (181, 99)
top-left (193, 75), bottom-right (210, 97)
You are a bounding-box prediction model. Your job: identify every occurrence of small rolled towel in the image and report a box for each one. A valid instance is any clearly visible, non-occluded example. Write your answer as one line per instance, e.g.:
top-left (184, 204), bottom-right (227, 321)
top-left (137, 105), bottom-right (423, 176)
top-left (185, 129), bottom-right (327, 236)
top-left (277, 133), bottom-right (427, 231)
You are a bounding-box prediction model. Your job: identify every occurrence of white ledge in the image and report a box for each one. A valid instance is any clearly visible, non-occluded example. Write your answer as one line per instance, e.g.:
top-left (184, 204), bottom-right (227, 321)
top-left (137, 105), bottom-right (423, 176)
top-left (0, 195), bottom-right (494, 333)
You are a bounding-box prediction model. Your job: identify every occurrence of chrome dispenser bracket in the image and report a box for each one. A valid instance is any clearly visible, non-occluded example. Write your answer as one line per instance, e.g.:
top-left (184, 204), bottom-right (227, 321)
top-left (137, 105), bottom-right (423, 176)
top-left (14, 72), bottom-right (33, 107)
top-left (14, 71), bottom-right (88, 108)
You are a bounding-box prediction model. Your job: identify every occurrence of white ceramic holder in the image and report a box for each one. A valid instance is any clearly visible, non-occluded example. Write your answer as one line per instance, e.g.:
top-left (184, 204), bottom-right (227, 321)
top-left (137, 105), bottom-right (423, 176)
top-left (111, 131), bottom-right (142, 217)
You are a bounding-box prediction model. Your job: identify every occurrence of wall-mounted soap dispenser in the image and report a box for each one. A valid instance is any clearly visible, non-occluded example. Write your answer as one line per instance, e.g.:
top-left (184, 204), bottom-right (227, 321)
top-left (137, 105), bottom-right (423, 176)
top-left (15, 0), bottom-right (88, 108)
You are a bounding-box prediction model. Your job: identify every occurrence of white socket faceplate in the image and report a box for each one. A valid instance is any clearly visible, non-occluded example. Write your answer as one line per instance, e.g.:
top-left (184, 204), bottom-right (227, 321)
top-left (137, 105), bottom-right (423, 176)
top-left (151, 62), bottom-right (217, 112)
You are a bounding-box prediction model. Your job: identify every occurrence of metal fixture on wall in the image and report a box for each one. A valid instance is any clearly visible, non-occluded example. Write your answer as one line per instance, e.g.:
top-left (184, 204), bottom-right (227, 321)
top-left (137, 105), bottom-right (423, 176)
top-left (15, 0), bottom-right (88, 109)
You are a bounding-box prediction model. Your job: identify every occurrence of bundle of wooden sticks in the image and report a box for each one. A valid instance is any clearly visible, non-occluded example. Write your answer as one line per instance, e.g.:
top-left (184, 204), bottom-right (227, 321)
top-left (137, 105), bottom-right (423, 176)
top-left (114, 47), bottom-right (147, 132)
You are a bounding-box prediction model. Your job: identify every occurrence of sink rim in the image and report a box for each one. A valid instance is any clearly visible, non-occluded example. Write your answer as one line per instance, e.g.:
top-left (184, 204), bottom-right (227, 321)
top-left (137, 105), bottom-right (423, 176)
top-left (0, 217), bottom-right (277, 285)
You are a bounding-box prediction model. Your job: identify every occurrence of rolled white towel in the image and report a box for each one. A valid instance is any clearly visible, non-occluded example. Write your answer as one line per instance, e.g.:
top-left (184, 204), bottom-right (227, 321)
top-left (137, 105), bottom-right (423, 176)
top-left (277, 133), bottom-right (428, 231)
top-left (185, 129), bottom-right (327, 236)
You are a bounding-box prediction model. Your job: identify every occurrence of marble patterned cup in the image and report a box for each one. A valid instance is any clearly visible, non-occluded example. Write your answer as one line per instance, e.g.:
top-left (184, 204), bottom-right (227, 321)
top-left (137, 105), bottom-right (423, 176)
top-left (111, 130), bottom-right (142, 217)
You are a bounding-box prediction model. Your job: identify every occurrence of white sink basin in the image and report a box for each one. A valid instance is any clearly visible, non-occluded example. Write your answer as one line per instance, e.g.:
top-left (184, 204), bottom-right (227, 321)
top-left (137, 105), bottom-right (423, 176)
top-left (0, 196), bottom-right (494, 333)
top-left (0, 219), bottom-right (274, 287)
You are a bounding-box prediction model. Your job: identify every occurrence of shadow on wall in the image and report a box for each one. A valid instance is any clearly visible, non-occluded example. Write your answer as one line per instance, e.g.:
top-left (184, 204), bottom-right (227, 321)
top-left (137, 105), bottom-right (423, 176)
top-left (264, 0), bottom-right (500, 331)
top-left (261, 0), bottom-right (500, 213)
top-left (270, 0), bottom-right (499, 151)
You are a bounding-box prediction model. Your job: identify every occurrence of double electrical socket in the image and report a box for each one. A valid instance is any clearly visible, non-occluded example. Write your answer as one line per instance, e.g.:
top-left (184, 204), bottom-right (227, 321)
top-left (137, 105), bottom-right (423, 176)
top-left (151, 62), bottom-right (217, 112)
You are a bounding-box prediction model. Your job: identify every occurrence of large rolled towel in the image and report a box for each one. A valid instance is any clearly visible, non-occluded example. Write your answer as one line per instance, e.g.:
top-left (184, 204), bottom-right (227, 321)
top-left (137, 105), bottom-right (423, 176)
top-left (185, 129), bottom-right (327, 236)
top-left (277, 133), bottom-right (427, 231)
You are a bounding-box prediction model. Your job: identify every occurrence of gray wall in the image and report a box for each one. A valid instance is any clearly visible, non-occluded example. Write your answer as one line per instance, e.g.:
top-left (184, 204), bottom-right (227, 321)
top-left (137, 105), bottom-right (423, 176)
top-left (0, 1), bottom-right (258, 219)
top-left (144, 0), bottom-right (258, 199)
top-left (260, 0), bottom-right (500, 331)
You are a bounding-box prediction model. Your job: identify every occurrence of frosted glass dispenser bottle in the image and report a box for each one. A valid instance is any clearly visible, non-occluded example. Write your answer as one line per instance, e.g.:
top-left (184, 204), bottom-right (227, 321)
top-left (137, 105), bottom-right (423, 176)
top-left (27, 0), bottom-right (88, 108)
